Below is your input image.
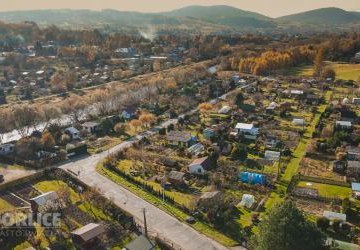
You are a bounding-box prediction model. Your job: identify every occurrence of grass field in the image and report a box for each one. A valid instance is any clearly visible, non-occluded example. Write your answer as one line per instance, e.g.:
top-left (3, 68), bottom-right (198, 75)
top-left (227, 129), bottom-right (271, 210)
top-left (297, 181), bottom-right (351, 199)
top-left (288, 62), bottom-right (360, 81)
top-left (0, 198), bottom-right (15, 213)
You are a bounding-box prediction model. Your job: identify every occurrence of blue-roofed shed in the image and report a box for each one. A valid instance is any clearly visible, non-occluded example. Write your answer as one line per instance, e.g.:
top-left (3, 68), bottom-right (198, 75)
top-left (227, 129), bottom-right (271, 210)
top-left (239, 172), bottom-right (267, 185)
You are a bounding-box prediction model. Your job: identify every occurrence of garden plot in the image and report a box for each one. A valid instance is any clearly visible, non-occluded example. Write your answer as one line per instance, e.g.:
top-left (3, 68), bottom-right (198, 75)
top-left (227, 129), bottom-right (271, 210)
top-left (2, 177), bottom-right (134, 250)
top-left (294, 198), bottom-right (331, 217)
top-left (297, 181), bottom-right (351, 200)
top-left (299, 157), bottom-right (346, 182)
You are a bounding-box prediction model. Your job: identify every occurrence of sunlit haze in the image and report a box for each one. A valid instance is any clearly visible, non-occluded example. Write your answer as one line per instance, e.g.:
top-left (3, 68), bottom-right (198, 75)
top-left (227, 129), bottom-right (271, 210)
top-left (0, 0), bottom-right (359, 17)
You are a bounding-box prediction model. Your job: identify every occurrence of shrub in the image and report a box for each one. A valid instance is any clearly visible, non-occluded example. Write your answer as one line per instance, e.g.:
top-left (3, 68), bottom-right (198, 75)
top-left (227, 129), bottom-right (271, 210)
top-left (316, 216), bottom-right (330, 231)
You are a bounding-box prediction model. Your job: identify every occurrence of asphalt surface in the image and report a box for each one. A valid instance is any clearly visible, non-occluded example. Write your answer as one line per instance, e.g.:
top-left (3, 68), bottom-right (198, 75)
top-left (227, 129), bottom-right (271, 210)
top-left (60, 117), bottom-right (234, 250)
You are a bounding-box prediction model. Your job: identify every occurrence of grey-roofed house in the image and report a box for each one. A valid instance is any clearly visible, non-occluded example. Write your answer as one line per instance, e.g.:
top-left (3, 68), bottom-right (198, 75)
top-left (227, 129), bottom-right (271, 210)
top-left (65, 127), bottom-right (80, 140)
top-left (82, 121), bottom-right (100, 134)
top-left (71, 223), bottom-right (105, 248)
top-left (336, 121), bottom-right (352, 129)
top-left (323, 211), bottom-right (346, 222)
top-left (167, 131), bottom-right (193, 148)
top-left (198, 191), bottom-right (222, 208)
top-left (167, 171), bottom-right (185, 185)
top-left (346, 161), bottom-right (360, 179)
top-left (125, 235), bottom-right (156, 250)
top-left (264, 150), bottom-right (281, 161)
top-left (346, 146), bottom-right (360, 161)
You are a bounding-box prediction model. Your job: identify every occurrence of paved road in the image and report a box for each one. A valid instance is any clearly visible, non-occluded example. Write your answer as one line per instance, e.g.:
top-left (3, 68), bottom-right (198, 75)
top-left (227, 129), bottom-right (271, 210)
top-left (61, 154), bottom-right (230, 250)
top-left (60, 117), bottom-right (233, 250)
top-left (51, 87), bottom-right (248, 249)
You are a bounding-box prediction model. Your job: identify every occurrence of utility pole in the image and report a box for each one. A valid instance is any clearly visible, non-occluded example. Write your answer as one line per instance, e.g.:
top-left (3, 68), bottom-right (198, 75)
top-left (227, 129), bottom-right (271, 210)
top-left (143, 208), bottom-right (148, 237)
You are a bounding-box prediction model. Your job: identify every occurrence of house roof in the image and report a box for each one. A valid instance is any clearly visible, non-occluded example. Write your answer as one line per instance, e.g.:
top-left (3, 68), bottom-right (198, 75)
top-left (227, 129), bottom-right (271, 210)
top-left (71, 223), bottom-right (105, 242)
top-left (168, 171), bottom-right (185, 181)
top-left (65, 127), bottom-right (79, 134)
top-left (82, 121), bottom-right (100, 127)
top-left (293, 118), bottom-right (305, 124)
top-left (346, 146), bottom-right (360, 155)
top-left (200, 191), bottom-right (220, 200)
top-left (265, 150), bottom-right (281, 160)
top-left (348, 161), bottom-right (360, 169)
top-left (167, 131), bottom-right (192, 143)
top-left (30, 191), bottom-right (58, 206)
top-left (323, 211), bottom-right (346, 221)
top-left (352, 183), bottom-right (360, 192)
top-left (235, 123), bottom-right (254, 130)
top-left (189, 156), bottom-right (213, 171)
top-left (189, 156), bottom-right (208, 166)
top-left (336, 121), bottom-right (352, 127)
top-left (125, 235), bottom-right (155, 250)
top-left (290, 90), bottom-right (304, 95)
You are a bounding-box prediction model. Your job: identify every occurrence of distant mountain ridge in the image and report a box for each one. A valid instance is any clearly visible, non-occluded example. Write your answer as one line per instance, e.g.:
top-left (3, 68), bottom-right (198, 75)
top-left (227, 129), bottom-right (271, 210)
top-left (0, 6), bottom-right (359, 32)
top-left (278, 7), bottom-right (360, 26)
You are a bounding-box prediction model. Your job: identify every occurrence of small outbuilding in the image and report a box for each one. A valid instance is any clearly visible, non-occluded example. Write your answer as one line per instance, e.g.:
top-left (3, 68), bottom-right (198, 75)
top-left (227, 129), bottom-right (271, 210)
top-left (238, 194), bottom-right (255, 209)
top-left (188, 156), bottom-right (213, 175)
top-left (71, 223), bottom-right (105, 248)
top-left (30, 191), bottom-right (58, 212)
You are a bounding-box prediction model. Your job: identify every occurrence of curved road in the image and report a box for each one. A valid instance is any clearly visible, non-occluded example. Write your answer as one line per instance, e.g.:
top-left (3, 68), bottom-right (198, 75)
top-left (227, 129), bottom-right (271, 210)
top-left (60, 118), bottom-right (234, 250)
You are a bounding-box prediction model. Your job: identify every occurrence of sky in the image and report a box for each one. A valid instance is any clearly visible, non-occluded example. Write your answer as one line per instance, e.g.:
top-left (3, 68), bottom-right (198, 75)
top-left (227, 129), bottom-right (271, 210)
top-left (0, 0), bottom-right (359, 17)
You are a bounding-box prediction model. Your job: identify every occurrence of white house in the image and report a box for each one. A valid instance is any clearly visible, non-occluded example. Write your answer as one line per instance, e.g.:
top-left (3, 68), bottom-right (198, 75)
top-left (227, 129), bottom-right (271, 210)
top-left (336, 121), bottom-right (352, 129)
top-left (0, 143), bottom-right (15, 155)
top-left (292, 118), bottom-right (305, 126)
top-left (264, 150), bottom-right (281, 161)
top-left (65, 127), bottom-right (80, 140)
top-left (188, 157), bottom-right (212, 175)
top-left (323, 211), bottom-right (346, 222)
top-left (353, 98), bottom-right (360, 105)
top-left (235, 123), bottom-right (259, 140)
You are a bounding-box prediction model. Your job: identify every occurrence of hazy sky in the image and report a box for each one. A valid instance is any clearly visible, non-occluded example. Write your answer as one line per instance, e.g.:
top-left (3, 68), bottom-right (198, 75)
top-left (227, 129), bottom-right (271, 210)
top-left (1, 0), bottom-right (360, 17)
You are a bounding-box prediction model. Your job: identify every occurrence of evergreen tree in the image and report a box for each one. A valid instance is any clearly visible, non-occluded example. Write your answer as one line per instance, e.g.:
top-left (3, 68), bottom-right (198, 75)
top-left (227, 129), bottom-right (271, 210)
top-left (251, 200), bottom-right (325, 250)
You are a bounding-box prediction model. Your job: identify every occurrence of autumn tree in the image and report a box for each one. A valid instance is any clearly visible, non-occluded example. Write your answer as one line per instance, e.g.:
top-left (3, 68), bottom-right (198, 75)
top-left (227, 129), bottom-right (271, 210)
top-left (314, 47), bottom-right (325, 77)
top-left (41, 132), bottom-right (56, 149)
top-left (322, 67), bottom-right (336, 79)
top-left (12, 105), bottom-right (42, 137)
top-left (130, 119), bottom-right (142, 132)
top-left (139, 113), bottom-right (156, 128)
top-left (198, 103), bottom-right (213, 112)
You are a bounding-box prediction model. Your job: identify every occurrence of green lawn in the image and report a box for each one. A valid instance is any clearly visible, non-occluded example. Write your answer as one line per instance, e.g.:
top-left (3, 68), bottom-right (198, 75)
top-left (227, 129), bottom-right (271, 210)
top-left (0, 198), bottom-right (15, 213)
top-left (288, 62), bottom-right (360, 81)
top-left (297, 181), bottom-right (351, 199)
top-left (33, 180), bottom-right (81, 203)
top-left (97, 163), bottom-right (238, 247)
